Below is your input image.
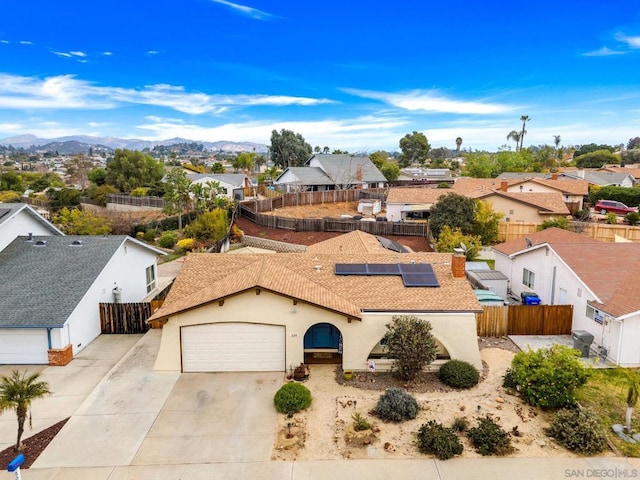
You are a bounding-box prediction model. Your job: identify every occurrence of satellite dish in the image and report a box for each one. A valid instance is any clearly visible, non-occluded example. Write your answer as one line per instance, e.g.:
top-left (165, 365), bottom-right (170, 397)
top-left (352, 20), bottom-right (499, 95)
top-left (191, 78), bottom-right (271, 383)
top-left (460, 242), bottom-right (467, 252)
top-left (525, 237), bottom-right (533, 248)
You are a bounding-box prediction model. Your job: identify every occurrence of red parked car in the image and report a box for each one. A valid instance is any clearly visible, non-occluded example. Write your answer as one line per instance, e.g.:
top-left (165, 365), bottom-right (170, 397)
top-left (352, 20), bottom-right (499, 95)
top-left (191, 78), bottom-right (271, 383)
top-left (595, 200), bottom-right (638, 215)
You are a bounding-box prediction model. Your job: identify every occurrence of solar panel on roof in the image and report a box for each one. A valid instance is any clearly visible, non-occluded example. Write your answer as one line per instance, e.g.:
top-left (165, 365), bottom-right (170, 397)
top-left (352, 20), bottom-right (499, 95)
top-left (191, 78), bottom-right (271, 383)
top-left (399, 263), bottom-right (431, 273)
top-left (401, 272), bottom-right (440, 287)
top-left (335, 263), bottom-right (368, 275)
top-left (367, 263), bottom-right (401, 275)
top-left (376, 236), bottom-right (409, 253)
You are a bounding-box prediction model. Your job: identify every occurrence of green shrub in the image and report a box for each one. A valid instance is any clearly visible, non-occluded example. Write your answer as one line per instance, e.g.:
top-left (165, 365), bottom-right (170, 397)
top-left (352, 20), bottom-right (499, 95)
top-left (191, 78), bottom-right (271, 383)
top-left (158, 231), bottom-right (177, 248)
top-left (510, 345), bottom-right (589, 408)
top-left (545, 408), bottom-right (607, 454)
top-left (502, 368), bottom-right (518, 389)
top-left (176, 238), bottom-right (195, 251)
top-left (383, 315), bottom-right (437, 381)
top-left (352, 411), bottom-right (371, 431)
top-left (625, 212), bottom-right (640, 226)
top-left (467, 415), bottom-right (513, 456)
top-left (417, 420), bottom-right (463, 460)
top-left (438, 360), bottom-right (480, 389)
top-left (606, 213), bottom-right (618, 225)
top-left (375, 388), bottom-right (418, 422)
top-left (452, 417), bottom-right (469, 433)
top-left (142, 229), bottom-right (158, 242)
top-left (273, 382), bottom-right (312, 415)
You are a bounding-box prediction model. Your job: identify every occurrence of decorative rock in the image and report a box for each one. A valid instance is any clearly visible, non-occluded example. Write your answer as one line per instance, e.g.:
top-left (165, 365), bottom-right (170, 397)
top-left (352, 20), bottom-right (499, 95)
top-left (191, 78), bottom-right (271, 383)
top-left (496, 405), bottom-right (502, 410)
top-left (536, 440), bottom-right (546, 447)
top-left (372, 425), bottom-right (381, 433)
top-left (459, 405), bottom-right (466, 411)
top-left (495, 397), bottom-right (505, 403)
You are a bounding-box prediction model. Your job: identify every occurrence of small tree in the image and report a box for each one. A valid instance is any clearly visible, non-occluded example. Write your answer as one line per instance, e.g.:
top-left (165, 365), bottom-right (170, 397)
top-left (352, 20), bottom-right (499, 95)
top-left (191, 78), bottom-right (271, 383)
top-left (383, 315), bottom-right (437, 381)
top-left (53, 207), bottom-right (112, 235)
top-left (538, 216), bottom-right (570, 231)
top-left (510, 345), bottom-right (589, 408)
top-left (0, 370), bottom-right (51, 451)
top-left (473, 200), bottom-right (503, 244)
top-left (185, 208), bottom-right (229, 245)
top-left (615, 368), bottom-right (640, 433)
top-left (429, 193), bottom-right (476, 239)
top-left (435, 225), bottom-right (481, 261)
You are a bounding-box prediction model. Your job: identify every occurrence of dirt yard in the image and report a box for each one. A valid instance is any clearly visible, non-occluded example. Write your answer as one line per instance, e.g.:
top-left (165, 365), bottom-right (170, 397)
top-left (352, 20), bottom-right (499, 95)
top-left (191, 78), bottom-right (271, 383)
top-left (271, 346), bottom-right (612, 461)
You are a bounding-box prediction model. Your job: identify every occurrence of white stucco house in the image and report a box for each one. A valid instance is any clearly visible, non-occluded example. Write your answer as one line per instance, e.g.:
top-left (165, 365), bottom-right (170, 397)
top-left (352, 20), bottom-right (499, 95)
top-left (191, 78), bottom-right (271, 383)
top-left (0, 202), bottom-right (64, 252)
top-left (186, 173), bottom-right (250, 200)
top-left (150, 230), bottom-right (483, 373)
top-left (493, 228), bottom-right (640, 366)
top-left (0, 235), bottom-right (165, 365)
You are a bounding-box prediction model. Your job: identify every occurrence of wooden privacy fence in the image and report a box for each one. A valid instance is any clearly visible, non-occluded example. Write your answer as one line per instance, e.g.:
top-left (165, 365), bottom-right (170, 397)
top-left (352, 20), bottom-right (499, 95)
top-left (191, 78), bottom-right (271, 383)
top-left (100, 302), bottom-right (154, 334)
top-left (476, 304), bottom-right (573, 337)
top-left (246, 188), bottom-right (387, 212)
top-left (239, 204), bottom-right (427, 236)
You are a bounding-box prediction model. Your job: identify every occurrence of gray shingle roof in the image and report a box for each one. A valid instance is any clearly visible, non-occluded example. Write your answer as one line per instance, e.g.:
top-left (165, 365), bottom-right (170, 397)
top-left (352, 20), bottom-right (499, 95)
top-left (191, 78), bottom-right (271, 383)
top-left (309, 154), bottom-right (387, 184)
top-left (0, 235), bottom-right (131, 328)
top-left (276, 167), bottom-right (334, 185)
top-left (186, 173), bottom-right (247, 186)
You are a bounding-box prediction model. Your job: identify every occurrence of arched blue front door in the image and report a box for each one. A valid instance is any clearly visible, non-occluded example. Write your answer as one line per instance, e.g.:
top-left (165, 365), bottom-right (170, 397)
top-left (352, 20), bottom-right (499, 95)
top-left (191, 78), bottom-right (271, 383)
top-left (304, 323), bottom-right (341, 349)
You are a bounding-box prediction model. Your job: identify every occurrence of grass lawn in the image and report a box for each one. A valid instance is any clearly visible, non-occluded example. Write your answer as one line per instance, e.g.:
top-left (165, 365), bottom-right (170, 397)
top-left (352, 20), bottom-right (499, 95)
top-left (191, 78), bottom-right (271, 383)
top-left (576, 368), bottom-right (640, 457)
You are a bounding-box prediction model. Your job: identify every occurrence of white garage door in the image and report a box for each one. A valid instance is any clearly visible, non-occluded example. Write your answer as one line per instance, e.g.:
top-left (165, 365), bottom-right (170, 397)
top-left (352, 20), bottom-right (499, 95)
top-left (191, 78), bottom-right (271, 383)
top-left (0, 329), bottom-right (49, 364)
top-left (181, 323), bottom-right (285, 372)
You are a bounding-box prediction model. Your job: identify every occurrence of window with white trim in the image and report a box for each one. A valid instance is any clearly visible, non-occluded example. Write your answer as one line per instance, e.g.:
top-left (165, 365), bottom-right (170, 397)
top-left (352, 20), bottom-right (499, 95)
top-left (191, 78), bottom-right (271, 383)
top-left (522, 268), bottom-right (535, 289)
top-left (146, 265), bottom-right (156, 293)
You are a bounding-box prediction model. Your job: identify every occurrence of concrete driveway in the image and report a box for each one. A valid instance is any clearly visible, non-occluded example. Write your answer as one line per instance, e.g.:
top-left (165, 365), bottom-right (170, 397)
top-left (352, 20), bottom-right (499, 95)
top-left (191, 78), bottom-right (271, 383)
top-left (132, 371), bottom-right (282, 465)
top-left (0, 334), bottom-right (143, 452)
top-left (31, 330), bottom-right (283, 468)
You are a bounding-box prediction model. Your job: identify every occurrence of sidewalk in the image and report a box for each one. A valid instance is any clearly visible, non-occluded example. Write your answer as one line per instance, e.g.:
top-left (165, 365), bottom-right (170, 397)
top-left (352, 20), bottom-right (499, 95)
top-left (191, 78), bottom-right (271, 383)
top-left (9, 456), bottom-right (640, 480)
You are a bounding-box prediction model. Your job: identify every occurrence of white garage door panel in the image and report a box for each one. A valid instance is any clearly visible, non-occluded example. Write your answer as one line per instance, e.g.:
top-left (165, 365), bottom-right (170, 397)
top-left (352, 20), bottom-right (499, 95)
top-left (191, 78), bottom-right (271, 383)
top-left (0, 329), bottom-right (49, 364)
top-left (181, 323), bottom-right (285, 372)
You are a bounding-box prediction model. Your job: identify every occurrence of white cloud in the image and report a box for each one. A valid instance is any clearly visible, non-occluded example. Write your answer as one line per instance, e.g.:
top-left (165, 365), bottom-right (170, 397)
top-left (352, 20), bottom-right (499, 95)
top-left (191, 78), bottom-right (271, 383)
top-left (52, 51), bottom-right (73, 58)
top-left (344, 88), bottom-right (515, 115)
top-left (70, 51), bottom-right (87, 57)
top-left (0, 73), bottom-right (334, 114)
top-left (19, 40), bottom-right (33, 45)
top-left (615, 33), bottom-right (640, 49)
top-left (134, 115), bottom-right (408, 150)
top-left (103, 51), bottom-right (113, 56)
top-left (147, 50), bottom-right (159, 56)
top-left (582, 46), bottom-right (625, 57)
top-left (0, 40), bottom-right (8, 44)
top-left (210, 0), bottom-right (276, 20)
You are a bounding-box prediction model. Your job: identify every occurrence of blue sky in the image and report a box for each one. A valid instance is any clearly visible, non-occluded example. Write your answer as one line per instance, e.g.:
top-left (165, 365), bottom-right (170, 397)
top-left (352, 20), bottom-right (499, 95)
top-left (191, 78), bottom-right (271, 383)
top-left (0, 0), bottom-right (639, 152)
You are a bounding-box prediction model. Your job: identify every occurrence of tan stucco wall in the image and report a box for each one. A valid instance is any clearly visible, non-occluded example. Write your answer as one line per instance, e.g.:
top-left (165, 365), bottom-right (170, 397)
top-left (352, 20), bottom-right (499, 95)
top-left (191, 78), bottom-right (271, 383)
top-left (153, 290), bottom-right (482, 372)
top-left (484, 196), bottom-right (548, 223)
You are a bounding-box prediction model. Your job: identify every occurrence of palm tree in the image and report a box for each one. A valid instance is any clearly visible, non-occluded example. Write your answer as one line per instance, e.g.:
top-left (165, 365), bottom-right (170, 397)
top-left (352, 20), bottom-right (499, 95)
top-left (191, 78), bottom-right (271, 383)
top-left (507, 130), bottom-right (521, 151)
top-left (519, 115), bottom-right (531, 151)
top-left (0, 370), bottom-right (51, 451)
top-left (455, 137), bottom-right (463, 156)
top-left (553, 135), bottom-right (562, 161)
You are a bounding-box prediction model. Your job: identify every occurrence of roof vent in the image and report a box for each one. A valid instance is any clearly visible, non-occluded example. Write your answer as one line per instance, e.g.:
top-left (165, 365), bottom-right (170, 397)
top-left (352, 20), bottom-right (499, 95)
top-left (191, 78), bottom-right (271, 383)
top-left (70, 240), bottom-right (83, 246)
top-left (27, 232), bottom-right (33, 241)
top-left (34, 240), bottom-right (47, 246)
top-left (314, 264), bottom-right (322, 272)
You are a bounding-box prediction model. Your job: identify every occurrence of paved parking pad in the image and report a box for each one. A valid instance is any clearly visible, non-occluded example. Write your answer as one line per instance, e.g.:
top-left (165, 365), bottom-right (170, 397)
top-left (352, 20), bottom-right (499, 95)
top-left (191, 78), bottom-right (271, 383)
top-left (132, 371), bottom-right (283, 465)
top-left (32, 331), bottom-right (180, 468)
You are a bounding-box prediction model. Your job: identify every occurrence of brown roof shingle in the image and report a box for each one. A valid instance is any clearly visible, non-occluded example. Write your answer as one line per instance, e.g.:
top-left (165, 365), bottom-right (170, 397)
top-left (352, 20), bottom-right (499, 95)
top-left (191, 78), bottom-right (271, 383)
top-left (151, 251), bottom-right (482, 321)
top-left (492, 227), bottom-right (600, 256)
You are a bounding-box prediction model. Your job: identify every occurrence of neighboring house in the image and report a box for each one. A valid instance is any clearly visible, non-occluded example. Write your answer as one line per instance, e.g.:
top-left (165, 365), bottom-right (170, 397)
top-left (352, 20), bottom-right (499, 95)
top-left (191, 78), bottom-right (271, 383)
top-left (493, 228), bottom-right (640, 366)
top-left (0, 235), bottom-right (165, 365)
top-left (599, 165), bottom-right (640, 186)
top-left (385, 183), bottom-right (570, 223)
top-left (274, 154), bottom-right (386, 192)
top-left (495, 175), bottom-right (589, 212)
top-left (396, 168), bottom-right (454, 185)
top-left (186, 173), bottom-right (250, 200)
top-left (0, 202), bottom-right (64, 252)
top-left (150, 230), bottom-right (482, 373)
top-left (559, 169), bottom-right (635, 188)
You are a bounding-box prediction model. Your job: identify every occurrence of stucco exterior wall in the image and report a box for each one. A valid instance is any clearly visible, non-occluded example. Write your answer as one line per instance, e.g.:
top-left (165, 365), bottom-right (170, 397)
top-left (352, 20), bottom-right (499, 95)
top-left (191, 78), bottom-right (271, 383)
top-left (482, 196), bottom-right (549, 223)
top-left (154, 290), bottom-right (482, 372)
top-left (385, 203), bottom-right (404, 222)
top-left (0, 210), bottom-right (61, 251)
top-left (618, 316), bottom-right (640, 366)
top-left (63, 240), bottom-right (160, 355)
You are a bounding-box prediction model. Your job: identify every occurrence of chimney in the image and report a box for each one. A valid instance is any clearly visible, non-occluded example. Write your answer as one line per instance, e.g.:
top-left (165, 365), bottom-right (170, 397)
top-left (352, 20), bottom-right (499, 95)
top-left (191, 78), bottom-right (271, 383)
top-left (500, 180), bottom-right (508, 192)
top-left (551, 173), bottom-right (558, 180)
top-left (27, 232), bottom-right (33, 241)
top-left (451, 249), bottom-right (466, 279)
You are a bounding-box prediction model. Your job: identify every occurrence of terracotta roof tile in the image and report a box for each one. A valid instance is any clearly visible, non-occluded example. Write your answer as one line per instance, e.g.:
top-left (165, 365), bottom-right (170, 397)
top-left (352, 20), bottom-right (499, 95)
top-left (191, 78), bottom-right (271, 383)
top-left (528, 178), bottom-right (589, 195)
top-left (306, 230), bottom-right (388, 254)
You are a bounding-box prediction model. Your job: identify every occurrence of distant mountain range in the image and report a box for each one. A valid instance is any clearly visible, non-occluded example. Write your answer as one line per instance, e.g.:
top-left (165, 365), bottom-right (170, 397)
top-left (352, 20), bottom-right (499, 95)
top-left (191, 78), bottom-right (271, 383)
top-left (0, 134), bottom-right (268, 154)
